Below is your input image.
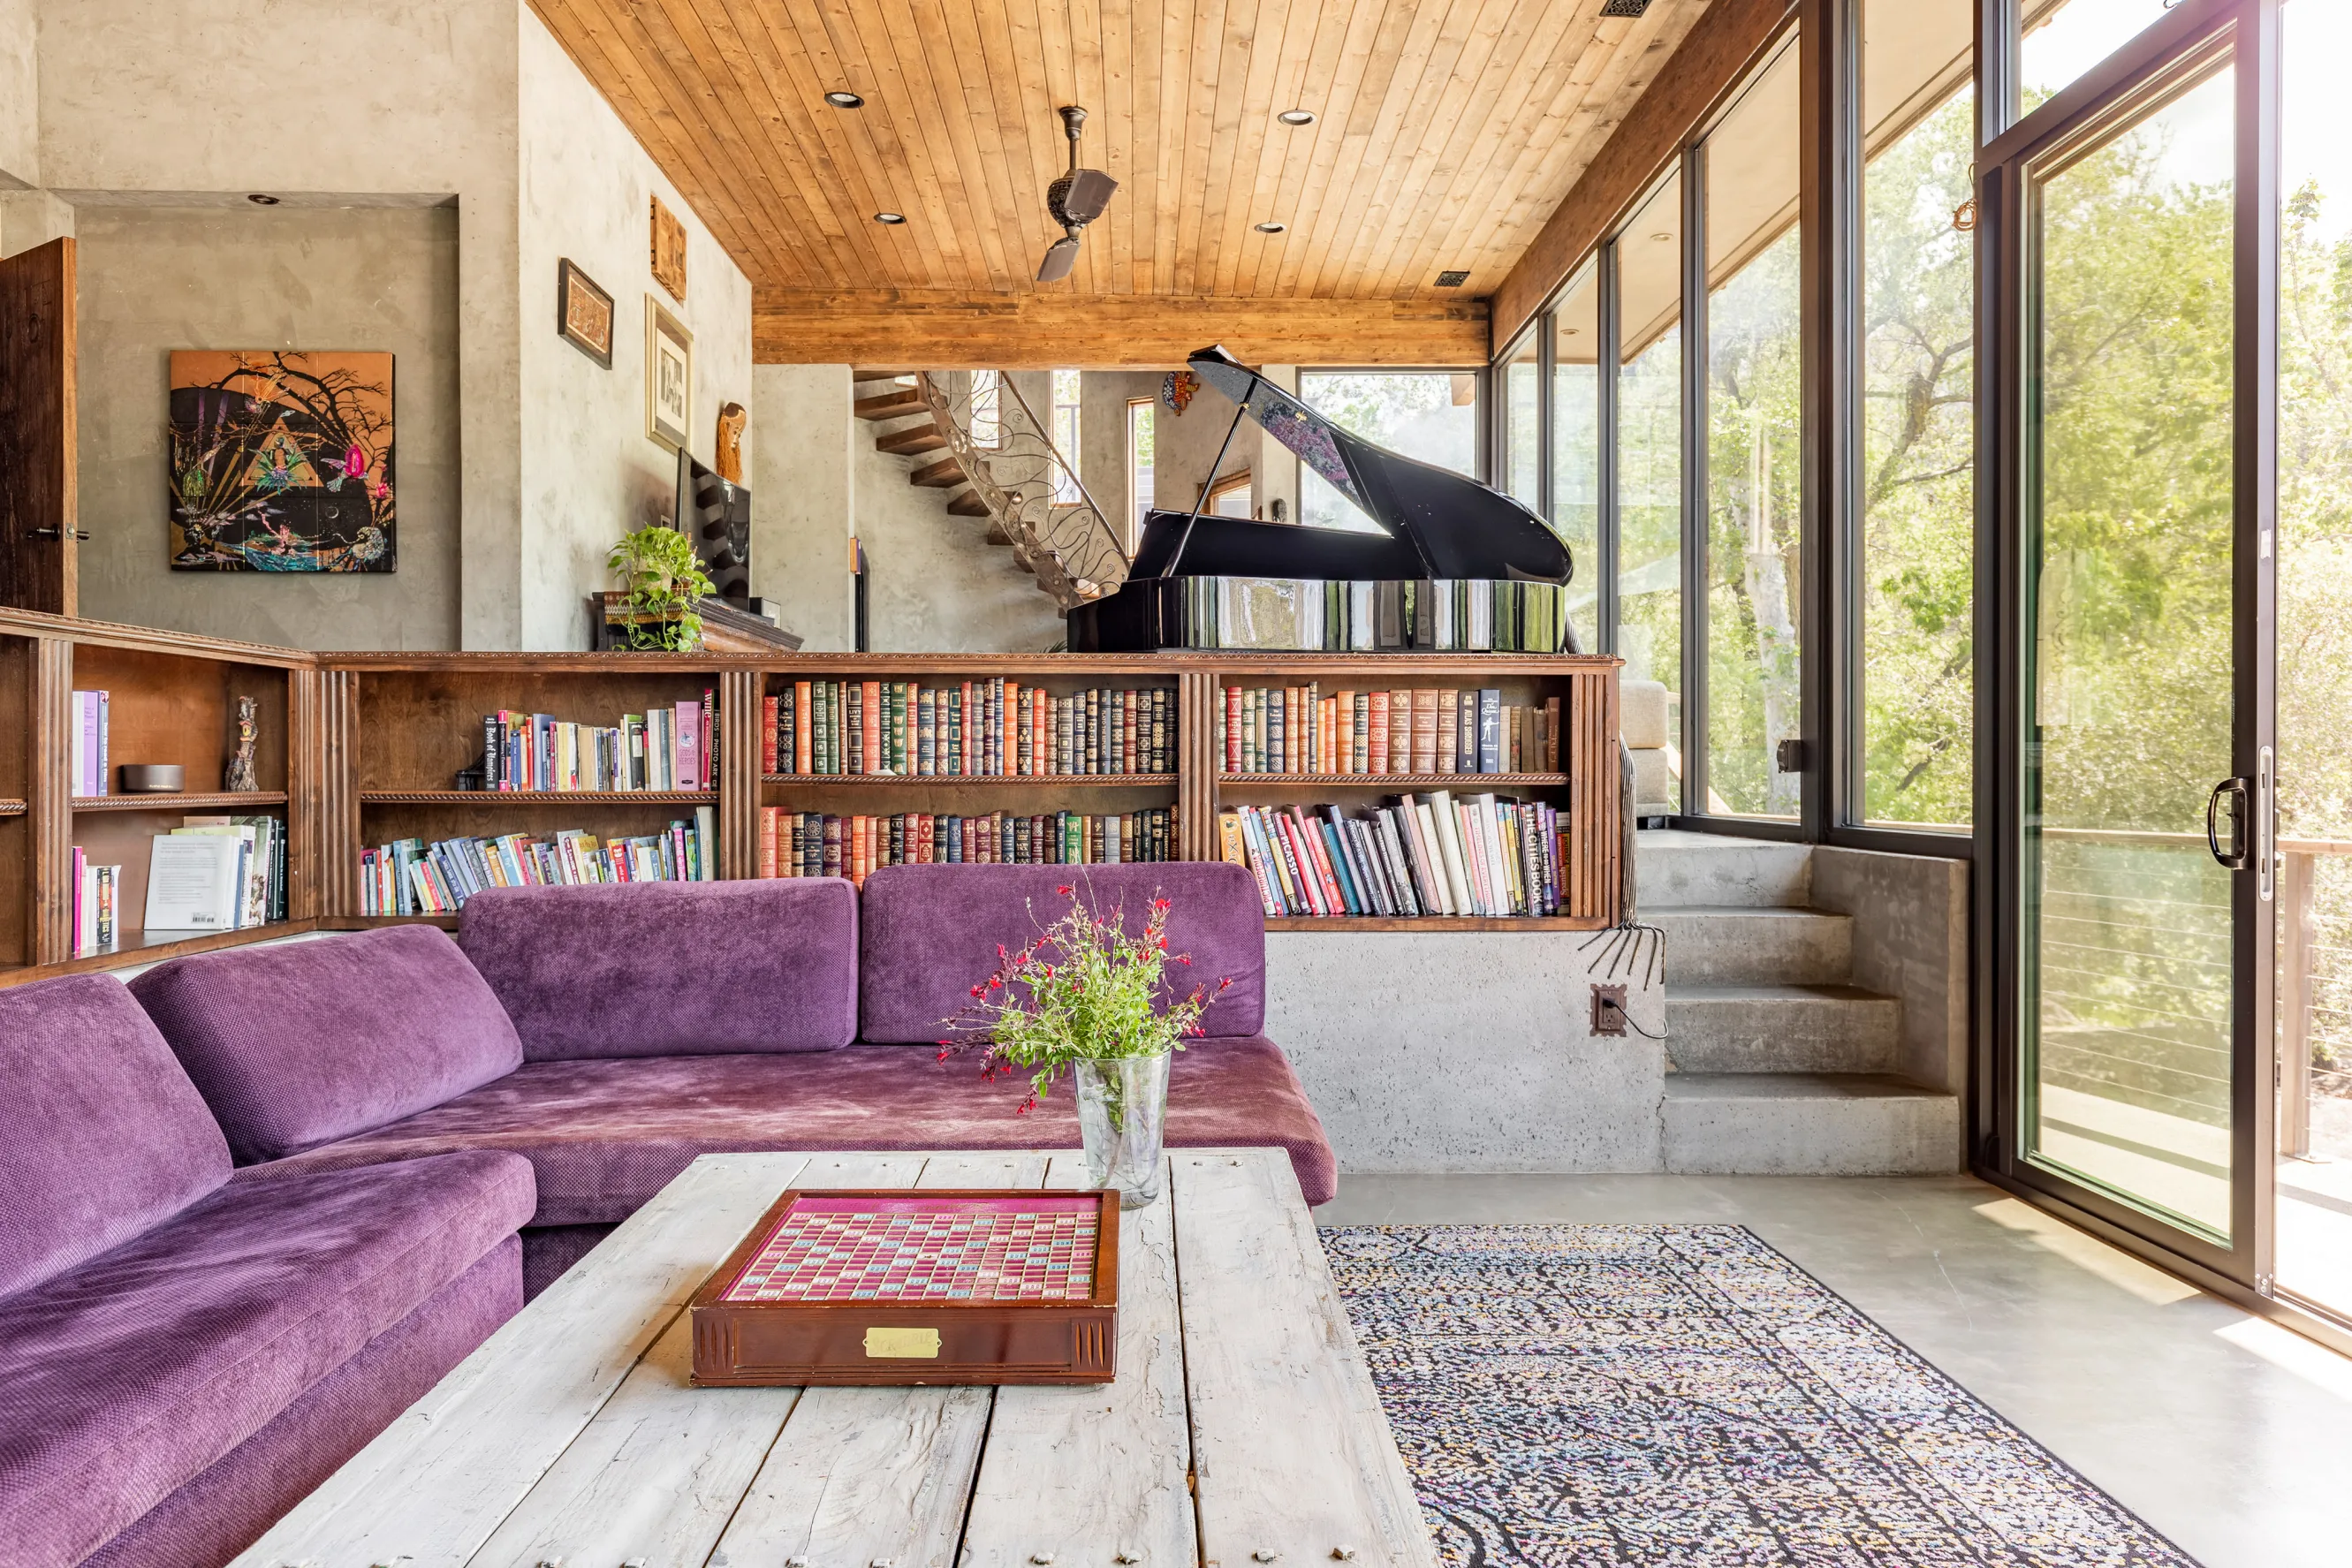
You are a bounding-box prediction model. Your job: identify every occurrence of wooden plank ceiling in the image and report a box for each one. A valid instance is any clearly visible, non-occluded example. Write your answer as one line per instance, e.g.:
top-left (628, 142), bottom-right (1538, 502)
top-left (529, 0), bottom-right (1713, 365)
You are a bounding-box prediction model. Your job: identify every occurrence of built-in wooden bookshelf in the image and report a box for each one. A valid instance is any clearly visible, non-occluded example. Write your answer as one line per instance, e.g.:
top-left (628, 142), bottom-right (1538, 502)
top-left (0, 616), bottom-right (1621, 988)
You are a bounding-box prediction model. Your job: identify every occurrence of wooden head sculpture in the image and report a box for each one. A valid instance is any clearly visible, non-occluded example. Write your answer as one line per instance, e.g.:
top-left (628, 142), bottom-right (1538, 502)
top-left (716, 402), bottom-right (747, 484)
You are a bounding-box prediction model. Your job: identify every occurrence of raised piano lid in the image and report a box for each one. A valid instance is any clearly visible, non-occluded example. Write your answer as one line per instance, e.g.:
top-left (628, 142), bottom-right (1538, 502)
top-left (1145, 346), bottom-right (1574, 586)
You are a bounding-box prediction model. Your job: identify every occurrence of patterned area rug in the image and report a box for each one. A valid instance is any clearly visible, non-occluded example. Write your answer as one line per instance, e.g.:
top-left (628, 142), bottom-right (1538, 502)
top-left (1321, 1224), bottom-right (2199, 1568)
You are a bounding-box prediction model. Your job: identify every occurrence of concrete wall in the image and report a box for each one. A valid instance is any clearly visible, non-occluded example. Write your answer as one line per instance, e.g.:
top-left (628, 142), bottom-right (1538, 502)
top-left (0, 0), bottom-right (34, 186)
top-left (34, 0), bottom-right (527, 649)
top-left (1079, 369), bottom-right (1257, 529)
top-left (515, 7), bottom-right (751, 651)
top-left (857, 432), bottom-right (1066, 654)
top-left (1811, 845), bottom-right (1971, 1102)
top-left (1265, 930), bottom-right (1667, 1172)
top-left (750, 364), bottom-right (855, 651)
top-left (72, 204), bottom-right (462, 648)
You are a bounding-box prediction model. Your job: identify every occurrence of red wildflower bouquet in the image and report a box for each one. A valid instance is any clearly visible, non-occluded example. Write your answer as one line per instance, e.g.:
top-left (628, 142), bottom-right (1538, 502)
top-left (940, 886), bottom-right (1230, 1116)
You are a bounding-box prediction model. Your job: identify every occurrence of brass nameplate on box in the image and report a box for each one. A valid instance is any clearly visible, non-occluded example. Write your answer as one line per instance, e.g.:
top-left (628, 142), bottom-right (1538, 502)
top-left (865, 1326), bottom-right (941, 1359)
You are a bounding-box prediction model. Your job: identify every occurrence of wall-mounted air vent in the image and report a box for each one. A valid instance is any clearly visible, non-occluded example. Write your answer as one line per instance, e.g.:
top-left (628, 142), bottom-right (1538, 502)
top-left (1435, 269), bottom-right (1471, 288)
top-left (1600, 0), bottom-right (1653, 17)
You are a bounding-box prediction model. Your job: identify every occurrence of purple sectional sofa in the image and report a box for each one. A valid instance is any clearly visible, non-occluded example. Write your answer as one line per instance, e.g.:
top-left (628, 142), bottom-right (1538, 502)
top-left (0, 862), bottom-right (1332, 1567)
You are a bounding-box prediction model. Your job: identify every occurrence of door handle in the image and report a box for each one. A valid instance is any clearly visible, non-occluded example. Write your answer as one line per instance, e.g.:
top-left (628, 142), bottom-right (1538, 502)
top-left (2206, 776), bottom-right (2249, 870)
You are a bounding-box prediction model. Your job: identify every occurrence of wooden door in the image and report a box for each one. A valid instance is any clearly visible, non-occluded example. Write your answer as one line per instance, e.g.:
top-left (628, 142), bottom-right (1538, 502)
top-left (0, 236), bottom-right (76, 614)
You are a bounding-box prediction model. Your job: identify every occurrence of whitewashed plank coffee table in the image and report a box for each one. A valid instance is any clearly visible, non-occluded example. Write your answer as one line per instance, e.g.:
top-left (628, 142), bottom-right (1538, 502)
top-left (232, 1148), bottom-right (1437, 1568)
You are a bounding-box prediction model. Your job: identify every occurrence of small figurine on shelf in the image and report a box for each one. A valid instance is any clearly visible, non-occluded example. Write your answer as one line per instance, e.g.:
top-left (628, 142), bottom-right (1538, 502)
top-left (226, 696), bottom-right (260, 792)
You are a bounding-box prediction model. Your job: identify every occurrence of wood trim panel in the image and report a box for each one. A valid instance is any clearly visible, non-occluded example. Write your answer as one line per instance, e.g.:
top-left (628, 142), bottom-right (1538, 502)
top-left (1490, 0), bottom-right (1797, 351)
top-left (29, 637), bottom-right (72, 964)
top-left (752, 293), bottom-right (1490, 369)
top-left (0, 608), bottom-right (316, 669)
top-left (719, 668), bottom-right (762, 879)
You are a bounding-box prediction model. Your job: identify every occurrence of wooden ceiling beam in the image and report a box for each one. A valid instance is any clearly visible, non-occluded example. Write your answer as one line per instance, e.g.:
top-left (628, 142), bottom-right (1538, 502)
top-left (752, 292), bottom-right (1489, 367)
top-left (1487, 0), bottom-right (1794, 352)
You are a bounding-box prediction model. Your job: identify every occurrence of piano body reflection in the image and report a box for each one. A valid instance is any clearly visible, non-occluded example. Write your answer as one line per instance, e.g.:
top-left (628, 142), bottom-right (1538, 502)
top-left (1066, 347), bottom-right (1580, 654)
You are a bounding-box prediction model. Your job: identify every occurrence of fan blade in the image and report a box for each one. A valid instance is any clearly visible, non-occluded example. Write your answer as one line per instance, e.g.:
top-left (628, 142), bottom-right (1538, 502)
top-left (1036, 234), bottom-right (1081, 283)
top-left (1060, 169), bottom-right (1119, 225)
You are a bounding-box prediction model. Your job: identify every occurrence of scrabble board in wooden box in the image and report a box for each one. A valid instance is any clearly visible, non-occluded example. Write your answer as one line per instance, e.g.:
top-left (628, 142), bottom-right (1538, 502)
top-left (689, 1190), bottom-right (1120, 1385)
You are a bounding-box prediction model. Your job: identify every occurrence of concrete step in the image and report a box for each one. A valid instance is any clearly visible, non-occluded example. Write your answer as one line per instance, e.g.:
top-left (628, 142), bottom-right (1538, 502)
top-left (1652, 905), bottom-right (1852, 985)
top-left (1661, 1073), bottom-right (1960, 1174)
top-left (1636, 829), bottom-right (1811, 908)
top-left (1666, 982), bottom-right (1899, 1074)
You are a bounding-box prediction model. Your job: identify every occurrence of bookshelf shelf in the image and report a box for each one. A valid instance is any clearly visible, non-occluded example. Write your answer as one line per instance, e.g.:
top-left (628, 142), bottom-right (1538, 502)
top-left (360, 790), bottom-right (718, 806)
top-left (72, 791), bottom-right (289, 813)
top-left (1265, 915), bottom-right (1609, 933)
top-left (54, 920), bottom-right (307, 973)
top-left (321, 913), bottom-right (461, 932)
top-left (1221, 772), bottom-right (1570, 788)
top-left (762, 773), bottom-right (1172, 788)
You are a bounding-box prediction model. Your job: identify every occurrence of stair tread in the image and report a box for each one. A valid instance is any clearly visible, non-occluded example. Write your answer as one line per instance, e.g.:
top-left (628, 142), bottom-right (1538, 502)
top-left (1667, 981), bottom-right (1893, 1004)
top-left (1652, 904), bottom-right (1847, 919)
top-left (875, 428), bottom-right (947, 454)
top-left (1664, 1072), bottom-right (1954, 1101)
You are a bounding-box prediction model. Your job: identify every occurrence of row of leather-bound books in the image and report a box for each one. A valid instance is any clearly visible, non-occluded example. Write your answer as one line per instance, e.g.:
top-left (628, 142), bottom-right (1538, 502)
top-left (1221, 684), bottom-right (1562, 776)
top-left (761, 681), bottom-right (1176, 776)
top-left (757, 807), bottom-right (1177, 886)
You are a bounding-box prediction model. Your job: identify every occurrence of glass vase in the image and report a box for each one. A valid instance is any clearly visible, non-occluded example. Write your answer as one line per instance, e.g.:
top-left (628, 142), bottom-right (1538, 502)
top-left (1074, 1053), bottom-right (1172, 1208)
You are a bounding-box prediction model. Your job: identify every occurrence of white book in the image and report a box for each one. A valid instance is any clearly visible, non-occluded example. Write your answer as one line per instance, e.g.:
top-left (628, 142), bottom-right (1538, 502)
top-left (145, 834), bottom-right (247, 930)
top-left (695, 805), bottom-right (717, 880)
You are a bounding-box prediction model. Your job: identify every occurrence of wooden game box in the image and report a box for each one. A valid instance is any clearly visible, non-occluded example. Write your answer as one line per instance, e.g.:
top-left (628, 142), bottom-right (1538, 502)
top-left (689, 1189), bottom-right (1120, 1386)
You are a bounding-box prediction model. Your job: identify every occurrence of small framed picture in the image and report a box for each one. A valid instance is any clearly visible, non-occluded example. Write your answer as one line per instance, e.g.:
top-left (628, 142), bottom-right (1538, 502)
top-left (557, 258), bottom-right (614, 367)
top-left (647, 296), bottom-right (694, 453)
top-left (651, 196), bottom-right (688, 302)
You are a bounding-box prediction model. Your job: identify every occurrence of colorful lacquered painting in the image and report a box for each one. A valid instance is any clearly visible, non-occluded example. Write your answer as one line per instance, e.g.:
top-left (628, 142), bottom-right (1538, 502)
top-left (169, 350), bottom-right (395, 572)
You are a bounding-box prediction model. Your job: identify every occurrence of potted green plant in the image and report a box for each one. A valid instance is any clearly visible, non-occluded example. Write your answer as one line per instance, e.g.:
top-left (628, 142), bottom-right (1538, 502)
top-left (941, 888), bottom-right (1230, 1208)
top-left (605, 525), bottom-right (715, 651)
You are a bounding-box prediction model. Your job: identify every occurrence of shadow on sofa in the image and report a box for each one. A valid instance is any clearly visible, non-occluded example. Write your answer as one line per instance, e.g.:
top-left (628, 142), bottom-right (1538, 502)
top-left (0, 863), bottom-right (1334, 1568)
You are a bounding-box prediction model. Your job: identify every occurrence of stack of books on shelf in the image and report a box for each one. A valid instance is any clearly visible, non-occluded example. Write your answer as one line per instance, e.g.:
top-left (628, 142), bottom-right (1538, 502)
top-left (143, 816), bottom-right (287, 931)
top-left (69, 850), bottom-right (121, 955)
top-left (762, 680), bottom-right (1174, 776)
top-left (1085, 578), bottom-right (1569, 653)
top-left (759, 807), bottom-right (1175, 885)
top-left (1218, 792), bottom-right (1567, 919)
top-left (361, 811), bottom-right (716, 915)
top-left (480, 695), bottom-right (716, 791)
top-left (70, 688), bottom-right (110, 796)
top-left (1223, 685), bottom-right (1560, 776)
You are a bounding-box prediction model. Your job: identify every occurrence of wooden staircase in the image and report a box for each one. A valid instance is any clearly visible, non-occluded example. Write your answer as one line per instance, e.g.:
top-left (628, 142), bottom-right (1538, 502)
top-left (851, 369), bottom-right (1128, 610)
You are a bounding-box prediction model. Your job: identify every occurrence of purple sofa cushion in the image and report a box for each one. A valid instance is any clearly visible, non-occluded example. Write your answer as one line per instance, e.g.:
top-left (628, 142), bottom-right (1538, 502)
top-left (265, 1039), bottom-right (1336, 1223)
top-left (858, 862), bottom-right (1267, 1042)
top-left (0, 975), bottom-right (231, 1300)
top-left (79, 1236), bottom-right (520, 1568)
top-left (129, 926), bottom-right (523, 1164)
top-left (0, 1150), bottom-right (532, 1568)
top-left (459, 881), bottom-right (859, 1059)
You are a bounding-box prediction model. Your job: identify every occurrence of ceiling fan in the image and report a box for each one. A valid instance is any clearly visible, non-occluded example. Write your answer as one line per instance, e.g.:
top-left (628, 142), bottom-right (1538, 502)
top-left (1036, 105), bottom-right (1118, 283)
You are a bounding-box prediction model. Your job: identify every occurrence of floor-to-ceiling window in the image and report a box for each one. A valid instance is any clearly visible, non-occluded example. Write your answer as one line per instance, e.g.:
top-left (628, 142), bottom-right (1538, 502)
top-left (1858, 0), bottom-right (1976, 829)
top-left (1500, 331), bottom-right (1542, 509)
top-left (1127, 397), bottom-right (1155, 549)
top-left (2022, 0), bottom-right (2178, 109)
top-left (1702, 41), bottom-right (1804, 819)
top-left (1297, 370), bottom-right (1480, 534)
top-left (1051, 368), bottom-right (1081, 502)
top-left (1553, 264), bottom-right (1603, 653)
top-left (1616, 175), bottom-right (1684, 804)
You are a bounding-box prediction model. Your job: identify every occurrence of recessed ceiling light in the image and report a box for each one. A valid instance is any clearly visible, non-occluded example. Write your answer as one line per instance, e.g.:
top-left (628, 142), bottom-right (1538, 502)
top-left (1254, 221), bottom-right (1287, 234)
top-left (1561, 327), bottom-right (1580, 336)
top-left (1278, 109), bottom-right (1316, 126)
top-left (1650, 231), bottom-right (1673, 242)
top-left (247, 193), bottom-right (280, 206)
top-left (825, 91), bottom-right (866, 109)
top-left (874, 211), bottom-right (907, 224)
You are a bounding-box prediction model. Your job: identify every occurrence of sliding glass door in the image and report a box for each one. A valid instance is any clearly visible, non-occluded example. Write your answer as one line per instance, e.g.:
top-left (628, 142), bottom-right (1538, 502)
top-left (1991, 2), bottom-right (2273, 1282)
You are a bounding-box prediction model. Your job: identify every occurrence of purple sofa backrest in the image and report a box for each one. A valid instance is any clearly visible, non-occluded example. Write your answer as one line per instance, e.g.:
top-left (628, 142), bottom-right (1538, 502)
top-left (129, 925), bottom-right (523, 1163)
top-left (858, 862), bottom-right (1267, 1043)
top-left (459, 879), bottom-right (859, 1059)
top-left (0, 975), bottom-right (233, 1299)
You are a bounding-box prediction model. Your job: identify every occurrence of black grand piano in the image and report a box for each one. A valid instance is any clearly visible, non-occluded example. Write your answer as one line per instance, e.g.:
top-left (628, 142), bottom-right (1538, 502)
top-left (1066, 347), bottom-right (1579, 654)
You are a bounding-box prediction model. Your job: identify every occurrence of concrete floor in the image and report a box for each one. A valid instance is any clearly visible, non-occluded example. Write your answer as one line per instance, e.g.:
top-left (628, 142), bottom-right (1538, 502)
top-left (1316, 1172), bottom-right (2352, 1568)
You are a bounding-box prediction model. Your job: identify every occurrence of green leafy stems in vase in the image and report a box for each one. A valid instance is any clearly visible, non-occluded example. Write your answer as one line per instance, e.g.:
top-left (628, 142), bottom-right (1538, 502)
top-left (607, 524), bottom-right (715, 651)
top-left (939, 887), bottom-right (1232, 1207)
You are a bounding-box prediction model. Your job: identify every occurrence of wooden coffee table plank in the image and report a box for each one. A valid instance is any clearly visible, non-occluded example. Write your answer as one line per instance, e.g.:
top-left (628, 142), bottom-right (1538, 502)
top-left (706, 1151), bottom-right (1048, 1568)
top-left (233, 1152), bottom-right (823, 1568)
top-left (1172, 1149), bottom-right (1438, 1568)
top-left (457, 1155), bottom-right (945, 1567)
top-left (960, 1152), bottom-right (1198, 1568)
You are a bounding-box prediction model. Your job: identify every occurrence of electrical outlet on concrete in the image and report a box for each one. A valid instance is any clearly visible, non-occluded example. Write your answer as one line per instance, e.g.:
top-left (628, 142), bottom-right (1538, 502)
top-left (1589, 982), bottom-right (1628, 1037)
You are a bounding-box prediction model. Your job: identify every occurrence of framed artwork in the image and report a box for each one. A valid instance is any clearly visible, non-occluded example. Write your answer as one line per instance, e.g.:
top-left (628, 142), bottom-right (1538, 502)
top-left (651, 195), bottom-right (687, 302)
top-left (168, 350), bottom-right (395, 572)
top-left (557, 258), bottom-right (614, 367)
top-left (647, 297), bottom-right (694, 453)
